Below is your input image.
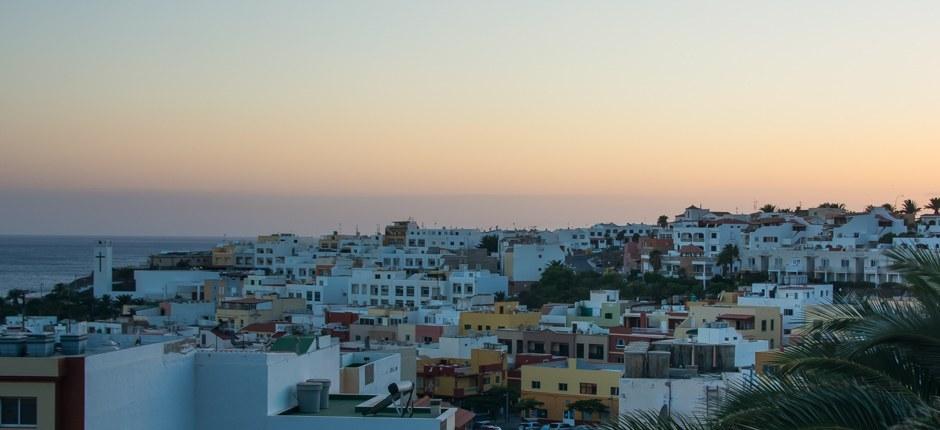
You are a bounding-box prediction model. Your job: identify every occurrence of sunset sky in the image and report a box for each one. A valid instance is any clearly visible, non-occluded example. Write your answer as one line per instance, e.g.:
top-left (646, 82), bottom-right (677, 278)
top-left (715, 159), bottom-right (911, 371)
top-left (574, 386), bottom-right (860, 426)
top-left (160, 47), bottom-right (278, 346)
top-left (2, 1), bottom-right (939, 235)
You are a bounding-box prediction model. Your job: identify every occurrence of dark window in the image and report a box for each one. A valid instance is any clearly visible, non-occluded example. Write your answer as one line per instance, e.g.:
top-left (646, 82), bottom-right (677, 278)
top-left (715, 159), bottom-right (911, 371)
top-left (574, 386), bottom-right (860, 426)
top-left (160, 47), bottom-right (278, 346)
top-left (761, 320), bottom-right (767, 331)
top-left (579, 383), bottom-right (597, 395)
top-left (588, 344), bottom-right (604, 360)
top-left (576, 343), bottom-right (585, 358)
top-left (558, 383), bottom-right (568, 391)
top-left (531, 380), bottom-right (541, 389)
top-left (1, 397), bottom-right (37, 426)
top-left (610, 387), bottom-right (619, 395)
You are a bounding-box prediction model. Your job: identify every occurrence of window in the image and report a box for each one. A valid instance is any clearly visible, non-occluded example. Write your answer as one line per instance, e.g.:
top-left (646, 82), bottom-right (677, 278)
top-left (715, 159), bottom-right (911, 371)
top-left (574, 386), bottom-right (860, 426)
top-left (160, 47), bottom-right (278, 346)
top-left (558, 383), bottom-right (568, 391)
top-left (761, 320), bottom-right (767, 331)
top-left (1, 397), bottom-right (37, 426)
top-left (610, 387), bottom-right (619, 396)
top-left (531, 380), bottom-right (541, 389)
top-left (770, 319), bottom-right (775, 330)
top-left (784, 309), bottom-right (794, 316)
top-left (579, 383), bottom-right (597, 395)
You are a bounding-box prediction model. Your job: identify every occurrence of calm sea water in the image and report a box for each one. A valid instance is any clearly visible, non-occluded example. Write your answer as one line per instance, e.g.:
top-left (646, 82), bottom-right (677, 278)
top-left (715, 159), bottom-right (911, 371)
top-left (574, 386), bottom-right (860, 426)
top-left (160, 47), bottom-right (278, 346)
top-left (0, 235), bottom-right (230, 294)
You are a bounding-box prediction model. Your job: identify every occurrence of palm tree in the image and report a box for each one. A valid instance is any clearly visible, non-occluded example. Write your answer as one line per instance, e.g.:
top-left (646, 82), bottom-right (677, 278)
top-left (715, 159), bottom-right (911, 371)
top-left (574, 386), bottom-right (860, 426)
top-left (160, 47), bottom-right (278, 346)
top-left (609, 247), bottom-right (940, 429)
top-left (516, 397), bottom-right (543, 419)
top-left (657, 215), bottom-right (669, 229)
top-left (902, 199), bottom-right (921, 231)
top-left (903, 199), bottom-right (920, 216)
top-left (817, 202), bottom-right (846, 210)
top-left (648, 250), bottom-right (663, 273)
top-left (759, 204), bottom-right (776, 213)
top-left (5, 289), bottom-right (27, 314)
top-left (926, 197), bottom-right (940, 215)
top-left (569, 399), bottom-right (610, 422)
top-left (882, 203), bottom-right (897, 213)
top-left (715, 244), bottom-right (739, 277)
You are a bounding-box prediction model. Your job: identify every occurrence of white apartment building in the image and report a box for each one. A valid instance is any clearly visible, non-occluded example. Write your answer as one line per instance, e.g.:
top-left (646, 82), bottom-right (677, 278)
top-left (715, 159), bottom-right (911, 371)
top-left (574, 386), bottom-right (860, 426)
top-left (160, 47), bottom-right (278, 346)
top-left (446, 269), bottom-right (508, 303)
top-left (406, 226), bottom-right (485, 250)
top-left (738, 283), bottom-right (833, 339)
top-left (348, 269), bottom-right (446, 308)
top-left (370, 246), bottom-right (447, 271)
top-left (503, 243), bottom-right (566, 282)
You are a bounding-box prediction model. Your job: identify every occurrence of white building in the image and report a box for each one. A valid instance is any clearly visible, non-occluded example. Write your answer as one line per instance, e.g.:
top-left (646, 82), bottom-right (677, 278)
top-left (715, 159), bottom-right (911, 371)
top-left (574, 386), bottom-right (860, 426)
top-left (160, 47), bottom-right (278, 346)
top-left (349, 269), bottom-right (446, 308)
top-left (738, 283), bottom-right (833, 340)
top-left (340, 351), bottom-right (402, 395)
top-left (406, 226), bottom-right (485, 250)
top-left (416, 335), bottom-right (501, 359)
top-left (619, 372), bottom-right (746, 419)
top-left (503, 243), bottom-right (566, 283)
top-left (131, 270), bottom-right (222, 300)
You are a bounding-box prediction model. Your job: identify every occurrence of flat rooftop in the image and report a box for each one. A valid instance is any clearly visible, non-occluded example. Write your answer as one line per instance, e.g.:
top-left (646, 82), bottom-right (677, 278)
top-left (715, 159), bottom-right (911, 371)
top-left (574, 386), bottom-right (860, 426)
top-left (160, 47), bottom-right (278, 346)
top-left (281, 394), bottom-right (444, 419)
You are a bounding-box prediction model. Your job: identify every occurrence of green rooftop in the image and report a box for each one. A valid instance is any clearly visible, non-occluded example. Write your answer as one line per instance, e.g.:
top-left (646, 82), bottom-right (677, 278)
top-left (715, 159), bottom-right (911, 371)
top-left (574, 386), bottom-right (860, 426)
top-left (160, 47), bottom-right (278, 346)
top-left (270, 336), bottom-right (315, 354)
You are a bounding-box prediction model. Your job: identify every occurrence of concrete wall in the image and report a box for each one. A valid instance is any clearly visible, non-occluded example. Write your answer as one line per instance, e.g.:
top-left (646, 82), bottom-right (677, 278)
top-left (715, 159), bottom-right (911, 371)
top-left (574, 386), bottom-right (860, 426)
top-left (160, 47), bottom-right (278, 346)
top-left (619, 372), bottom-right (745, 418)
top-left (84, 341), bottom-right (196, 430)
top-left (194, 342), bottom-right (340, 430)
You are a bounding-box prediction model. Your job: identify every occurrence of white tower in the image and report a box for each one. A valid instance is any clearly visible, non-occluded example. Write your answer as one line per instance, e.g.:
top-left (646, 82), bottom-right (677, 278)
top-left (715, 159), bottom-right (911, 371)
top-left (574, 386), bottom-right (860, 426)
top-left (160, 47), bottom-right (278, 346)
top-left (93, 240), bottom-right (113, 297)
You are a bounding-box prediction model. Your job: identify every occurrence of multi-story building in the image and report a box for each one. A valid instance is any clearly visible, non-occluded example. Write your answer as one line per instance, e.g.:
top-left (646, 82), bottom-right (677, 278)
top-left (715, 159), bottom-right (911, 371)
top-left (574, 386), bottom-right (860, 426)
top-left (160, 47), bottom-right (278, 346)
top-left (215, 294), bottom-right (307, 330)
top-left (349, 269), bottom-right (446, 308)
top-left (502, 243), bottom-right (566, 283)
top-left (737, 283), bottom-right (833, 342)
top-left (416, 347), bottom-right (507, 399)
top-left (406, 226), bottom-right (485, 250)
top-left (675, 302), bottom-right (782, 349)
top-left (458, 302), bottom-right (540, 335)
top-left (521, 358), bottom-right (622, 423)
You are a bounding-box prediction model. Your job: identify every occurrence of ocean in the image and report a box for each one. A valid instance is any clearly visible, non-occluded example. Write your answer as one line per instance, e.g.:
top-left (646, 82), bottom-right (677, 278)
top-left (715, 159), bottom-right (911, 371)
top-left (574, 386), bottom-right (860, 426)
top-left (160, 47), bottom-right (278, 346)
top-left (0, 235), bottom-right (230, 294)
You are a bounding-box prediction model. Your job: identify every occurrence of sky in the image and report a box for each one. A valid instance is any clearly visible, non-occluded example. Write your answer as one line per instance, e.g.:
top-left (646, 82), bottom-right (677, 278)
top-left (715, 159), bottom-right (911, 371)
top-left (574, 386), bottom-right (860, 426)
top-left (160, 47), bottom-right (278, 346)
top-left (2, 1), bottom-right (940, 236)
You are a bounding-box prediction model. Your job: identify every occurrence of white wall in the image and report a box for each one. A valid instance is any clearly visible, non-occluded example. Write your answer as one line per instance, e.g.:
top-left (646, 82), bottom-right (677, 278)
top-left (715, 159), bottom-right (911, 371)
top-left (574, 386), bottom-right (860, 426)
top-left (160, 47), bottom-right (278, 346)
top-left (619, 373), bottom-right (745, 418)
top-left (133, 270), bottom-right (221, 299)
top-left (84, 340), bottom-right (196, 430)
top-left (195, 340), bottom-right (340, 430)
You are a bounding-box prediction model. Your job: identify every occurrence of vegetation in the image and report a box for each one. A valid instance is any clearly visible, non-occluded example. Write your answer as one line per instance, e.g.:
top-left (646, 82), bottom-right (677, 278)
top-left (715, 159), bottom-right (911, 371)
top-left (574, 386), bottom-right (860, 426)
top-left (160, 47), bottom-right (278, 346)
top-left (927, 197), bottom-right (940, 215)
top-left (461, 385), bottom-right (519, 420)
top-left (715, 244), bottom-right (739, 276)
top-left (903, 199), bottom-right (920, 216)
top-left (516, 263), bottom-right (739, 309)
top-left (477, 234), bottom-right (499, 254)
top-left (657, 215), bottom-right (669, 229)
top-left (606, 247), bottom-right (940, 429)
top-left (817, 202), bottom-right (846, 209)
top-left (1, 282), bottom-right (146, 321)
top-left (516, 397), bottom-right (544, 418)
top-left (759, 204), bottom-right (777, 213)
top-left (569, 398), bottom-right (610, 422)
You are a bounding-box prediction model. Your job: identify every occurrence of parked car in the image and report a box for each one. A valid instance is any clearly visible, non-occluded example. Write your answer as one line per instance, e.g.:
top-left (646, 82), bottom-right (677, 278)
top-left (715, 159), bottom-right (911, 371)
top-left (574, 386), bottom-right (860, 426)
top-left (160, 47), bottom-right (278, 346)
top-left (518, 421), bottom-right (542, 430)
top-left (540, 423), bottom-right (574, 430)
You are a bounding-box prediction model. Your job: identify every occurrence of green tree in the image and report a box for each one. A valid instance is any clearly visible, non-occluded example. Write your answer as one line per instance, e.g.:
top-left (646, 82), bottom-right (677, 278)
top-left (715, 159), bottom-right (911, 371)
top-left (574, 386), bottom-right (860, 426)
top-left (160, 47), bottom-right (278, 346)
top-left (648, 250), bottom-right (663, 273)
top-left (759, 204), bottom-right (776, 213)
top-left (715, 244), bottom-right (739, 276)
top-left (903, 199), bottom-right (920, 216)
top-left (657, 215), bottom-right (669, 229)
top-left (817, 202), bottom-right (846, 209)
top-left (607, 247), bottom-right (940, 429)
top-left (515, 397), bottom-right (544, 419)
top-left (569, 398), bottom-right (610, 422)
top-left (926, 197), bottom-right (940, 215)
top-left (477, 234), bottom-right (499, 254)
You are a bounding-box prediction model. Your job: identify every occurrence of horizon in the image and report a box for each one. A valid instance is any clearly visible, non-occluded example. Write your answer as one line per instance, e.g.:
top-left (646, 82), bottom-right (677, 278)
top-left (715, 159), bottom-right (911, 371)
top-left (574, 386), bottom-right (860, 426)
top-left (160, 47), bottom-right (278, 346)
top-left (3, 1), bottom-right (940, 235)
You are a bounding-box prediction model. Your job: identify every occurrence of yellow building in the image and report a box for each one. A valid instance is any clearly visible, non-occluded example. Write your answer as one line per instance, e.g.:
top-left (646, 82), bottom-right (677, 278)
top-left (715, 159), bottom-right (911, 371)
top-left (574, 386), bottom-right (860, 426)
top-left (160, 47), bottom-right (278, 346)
top-left (215, 294), bottom-right (307, 330)
top-left (0, 354), bottom-right (84, 429)
top-left (676, 303), bottom-right (783, 349)
top-left (416, 348), bottom-right (508, 399)
top-left (520, 358), bottom-right (622, 423)
top-left (458, 301), bottom-right (540, 335)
